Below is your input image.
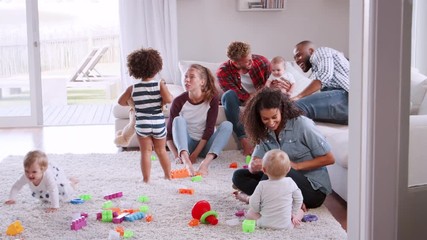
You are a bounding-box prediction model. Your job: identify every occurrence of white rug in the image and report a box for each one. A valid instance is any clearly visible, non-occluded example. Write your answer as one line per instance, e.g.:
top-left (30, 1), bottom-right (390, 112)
top-left (0, 151), bottom-right (347, 240)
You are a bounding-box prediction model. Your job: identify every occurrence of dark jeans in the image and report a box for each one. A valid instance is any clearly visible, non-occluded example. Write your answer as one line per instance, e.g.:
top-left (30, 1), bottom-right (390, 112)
top-left (232, 168), bottom-right (326, 208)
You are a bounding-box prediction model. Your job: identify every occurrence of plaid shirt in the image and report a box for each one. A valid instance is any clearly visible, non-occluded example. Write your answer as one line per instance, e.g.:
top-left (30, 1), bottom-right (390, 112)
top-left (310, 47), bottom-right (350, 92)
top-left (217, 54), bottom-right (270, 102)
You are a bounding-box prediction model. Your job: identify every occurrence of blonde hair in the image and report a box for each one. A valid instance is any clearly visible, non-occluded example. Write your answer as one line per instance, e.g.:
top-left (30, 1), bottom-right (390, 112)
top-left (271, 56), bottom-right (286, 67)
top-left (227, 41), bottom-right (251, 62)
top-left (23, 150), bottom-right (48, 172)
top-left (262, 149), bottom-right (291, 179)
top-left (188, 64), bottom-right (218, 101)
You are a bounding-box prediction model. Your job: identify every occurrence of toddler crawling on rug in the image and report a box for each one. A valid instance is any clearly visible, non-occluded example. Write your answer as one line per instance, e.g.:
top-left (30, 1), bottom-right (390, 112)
top-left (4, 150), bottom-right (78, 213)
top-left (245, 149), bottom-right (304, 229)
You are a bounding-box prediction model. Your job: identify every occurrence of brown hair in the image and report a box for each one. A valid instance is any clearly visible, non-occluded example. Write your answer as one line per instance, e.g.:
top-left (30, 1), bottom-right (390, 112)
top-left (241, 87), bottom-right (303, 144)
top-left (262, 149), bottom-right (291, 179)
top-left (23, 150), bottom-right (48, 172)
top-left (188, 64), bottom-right (218, 102)
top-left (227, 41), bottom-right (251, 62)
top-left (127, 48), bottom-right (163, 80)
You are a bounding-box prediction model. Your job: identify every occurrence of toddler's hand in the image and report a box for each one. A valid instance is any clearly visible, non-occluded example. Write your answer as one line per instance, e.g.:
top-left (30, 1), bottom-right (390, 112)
top-left (292, 214), bottom-right (302, 227)
top-left (46, 207), bottom-right (58, 213)
top-left (5, 199), bottom-right (16, 205)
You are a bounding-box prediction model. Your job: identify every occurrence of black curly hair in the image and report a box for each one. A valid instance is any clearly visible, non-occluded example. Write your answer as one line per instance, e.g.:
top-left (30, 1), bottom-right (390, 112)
top-left (241, 87), bottom-right (303, 144)
top-left (127, 48), bottom-right (162, 80)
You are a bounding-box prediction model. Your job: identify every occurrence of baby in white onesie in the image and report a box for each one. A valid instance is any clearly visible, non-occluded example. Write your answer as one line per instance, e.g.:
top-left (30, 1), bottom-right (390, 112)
top-left (267, 56), bottom-right (296, 95)
top-left (246, 149), bottom-right (304, 230)
top-left (5, 150), bottom-right (77, 212)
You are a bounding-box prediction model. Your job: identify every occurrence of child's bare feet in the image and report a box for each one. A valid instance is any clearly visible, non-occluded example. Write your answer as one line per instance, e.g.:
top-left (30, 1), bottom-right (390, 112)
top-left (46, 208), bottom-right (58, 213)
top-left (69, 177), bottom-right (79, 190)
top-left (233, 191), bottom-right (250, 204)
top-left (184, 163), bottom-right (195, 176)
top-left (5, 200), bottom-right (16, 205)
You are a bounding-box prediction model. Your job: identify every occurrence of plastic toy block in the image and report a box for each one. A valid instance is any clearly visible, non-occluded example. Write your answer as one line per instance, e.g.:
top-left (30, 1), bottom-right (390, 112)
top-left (145, 214), bottom-right (153, 222)
top-left (79, 194), bottom-right (92, 201)
top-left (170, 168), bottom-right (190, 179)
top-left (138, 195), bottom-right (150, 203)
top-left (115, 226), bottom-right (125, 236)
top-left (71, 216), bottom-right (87, 231)
top-left (245, 155), bottom-right (251, 164)
top-left (151, 155), bottom-right (157, 161)
top-left (302, 214), bottom-right (318, 222)
top-left (70, 198), bottom-right (85, 204)
top-left (123, 230), bottom-right (134, 238)
top-left (229, 162), bottom-right (238, 168)
top-left (101, 210), bottom-right (118, 222)
top-left (103, 200), bottom-right (113, 209)
top-left (242, 165), bottom-right (248, 169)
top-left (81, 212), bottom-right (89, 218)
top-left (188, 218), bottom-right (200, 227)
top-left (235, 210), bottom-right (245, 217)
top-left (104, 192), bottom-right (123, 200)
top-left (113, 212), bottom-right (130, 224)
top-left (179, 188), bottom-right (195, 195)
top-left (122, 209), bottom-right (139, 214)
top-left (242, 219), bottom-right (256, 233)
top-left (191, 175), bottom-right (203, 182)
top-left (109, 207), bottom-right (121, 214)
top-left (6, 220), bottom-right (24, 236)
top-left (139, 205), bottom-right (149, 213)
top-left (124, 212), bottom-right (145, 222)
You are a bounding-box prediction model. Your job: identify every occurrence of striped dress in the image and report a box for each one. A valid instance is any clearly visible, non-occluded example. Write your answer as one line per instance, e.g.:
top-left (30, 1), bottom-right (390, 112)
top-left (132, 80), bottom-right (166, 138)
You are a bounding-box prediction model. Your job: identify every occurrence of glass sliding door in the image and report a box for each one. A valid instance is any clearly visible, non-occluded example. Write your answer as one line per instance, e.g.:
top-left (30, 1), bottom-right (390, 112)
top-left (0, 0), bottom-right (42, 127)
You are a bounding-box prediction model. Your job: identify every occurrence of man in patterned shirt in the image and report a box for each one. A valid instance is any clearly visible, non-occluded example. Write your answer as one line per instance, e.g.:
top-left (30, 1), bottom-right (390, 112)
top-left (217, 41), bottom-right (271, 155)
top-left (291, 40), bottom-right (349, 125)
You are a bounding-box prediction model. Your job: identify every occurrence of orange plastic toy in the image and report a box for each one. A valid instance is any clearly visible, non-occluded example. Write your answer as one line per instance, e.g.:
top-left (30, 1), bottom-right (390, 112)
top-left (170, 168), bottom-right (190, 179)
top-left (179, 188), bottom-right (195, 195)
top-left (191, 200), bottom-right (218, 225)
top-left (188, 218), bottom-right (200, 227)
top-left (229, 162), bottom-right (238, 168)
top-left (6, 220), bottom-right (24, 236)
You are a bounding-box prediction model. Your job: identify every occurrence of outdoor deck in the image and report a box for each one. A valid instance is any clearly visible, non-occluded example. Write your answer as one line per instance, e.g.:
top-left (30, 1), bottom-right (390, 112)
top-left (0, 104), bottom-right (114, 126)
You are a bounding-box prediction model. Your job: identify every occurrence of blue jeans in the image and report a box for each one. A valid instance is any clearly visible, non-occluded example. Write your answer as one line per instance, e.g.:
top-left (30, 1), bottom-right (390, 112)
top-left (221, 90), bottom-right (246, 138)
top-left (295, 88), bottom-right (348, 125)
top-left (172, 116), bottom-right (232, 157)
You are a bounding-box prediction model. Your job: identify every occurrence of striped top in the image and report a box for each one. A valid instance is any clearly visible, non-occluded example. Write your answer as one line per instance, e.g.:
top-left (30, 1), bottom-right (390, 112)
top-left (310, 47), bottom-right (350, 92)
top-left (132, 80), bottom-right (165, 135)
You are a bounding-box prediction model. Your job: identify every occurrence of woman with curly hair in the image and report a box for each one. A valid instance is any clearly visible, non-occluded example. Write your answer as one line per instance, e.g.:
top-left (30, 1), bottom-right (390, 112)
top-left (118, 47), bottom-right (173, 183)
top-left (232, 87), bottom-right (335, 209)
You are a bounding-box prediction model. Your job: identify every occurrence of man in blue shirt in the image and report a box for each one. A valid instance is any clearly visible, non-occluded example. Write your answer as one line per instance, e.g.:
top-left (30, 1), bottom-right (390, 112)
top-left (291, 40), bottom-right (349, 125)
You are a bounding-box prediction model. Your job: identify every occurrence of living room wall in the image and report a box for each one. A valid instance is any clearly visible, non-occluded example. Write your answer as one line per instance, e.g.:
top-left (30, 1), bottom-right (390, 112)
top-left (176, 0), bottom-right (349, 62)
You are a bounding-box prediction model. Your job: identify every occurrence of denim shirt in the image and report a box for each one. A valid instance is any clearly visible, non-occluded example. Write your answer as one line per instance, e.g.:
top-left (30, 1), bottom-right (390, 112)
top-left (253, 116), bottom-right (333, 195)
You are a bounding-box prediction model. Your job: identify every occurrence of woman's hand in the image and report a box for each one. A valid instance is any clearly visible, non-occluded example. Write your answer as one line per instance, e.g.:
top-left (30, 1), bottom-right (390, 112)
top-left (248, 157), bottom-right (262, 173)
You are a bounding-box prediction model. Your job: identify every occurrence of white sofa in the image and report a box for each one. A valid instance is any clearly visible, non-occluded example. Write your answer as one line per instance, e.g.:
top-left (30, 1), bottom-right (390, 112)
top-left (113, 62), bottom-right (427, 201)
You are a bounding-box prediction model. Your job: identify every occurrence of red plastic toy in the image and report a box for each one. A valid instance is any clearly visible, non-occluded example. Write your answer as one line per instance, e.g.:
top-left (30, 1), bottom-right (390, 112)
top-left (191, 200), bottom-right (218, 225)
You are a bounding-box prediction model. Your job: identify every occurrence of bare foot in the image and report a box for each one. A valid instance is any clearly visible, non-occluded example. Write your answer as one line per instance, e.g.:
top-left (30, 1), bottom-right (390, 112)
top-left (197, 166), bottom-right (208, 177)
top-left (233, 191), bottom-right (249, 204)
top-left (69, 177), bottom-right (79, 190)
top-left (175, 157), bottom-right (183, 164)
top-left (240, 138), bottom-right (254, 156)
top-left (185, 163), bottom-right (195, 176)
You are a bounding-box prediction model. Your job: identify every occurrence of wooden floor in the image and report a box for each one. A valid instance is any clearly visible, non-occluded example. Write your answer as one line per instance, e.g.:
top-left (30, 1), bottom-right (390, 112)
top-left (0, 104), bottom-right (114, 126)
top-left (0, 125), bottom-right (347, 231)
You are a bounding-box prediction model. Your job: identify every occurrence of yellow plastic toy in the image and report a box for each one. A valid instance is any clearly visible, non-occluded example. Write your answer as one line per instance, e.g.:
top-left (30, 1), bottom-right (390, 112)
top-left (6, 220), bottom-right (24, 236)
